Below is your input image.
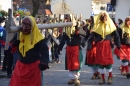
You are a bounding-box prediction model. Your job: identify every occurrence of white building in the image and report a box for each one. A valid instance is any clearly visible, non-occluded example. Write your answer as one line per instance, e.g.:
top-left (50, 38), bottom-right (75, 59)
top-left (0, 0), bottom-right (12, 12)
top-left (92, 0), bottom-right (107, 14)
top-left (93, 0), bottom-right (130, 22)
top-left (92, 0), bottom-right (115, 18)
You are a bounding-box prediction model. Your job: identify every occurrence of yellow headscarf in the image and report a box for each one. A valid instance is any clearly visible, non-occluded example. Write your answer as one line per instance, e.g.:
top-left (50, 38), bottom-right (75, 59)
top-left (120, 17), bottom-right (130, 37)
top-left (93, 12), bottom-right (116, 39)
top-left (86, 21), bottom-right (90, 30)
top-left (63, 14), bottom-right (76, 37)
top-left (93, 15), bottom-right (98, 25)
top-left (19, 16), bottom-right (44, 57)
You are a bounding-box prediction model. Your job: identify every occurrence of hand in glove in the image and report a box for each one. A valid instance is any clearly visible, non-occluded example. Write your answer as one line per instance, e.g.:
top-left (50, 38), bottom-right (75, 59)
top-left (38, 63), bottom-right (49, 71)
top-left (58, 46), bottom-right (61, 55)
top-left (13, 40), bottom-right (20, 47)
top-left (117, 47), bottom-right (120, 50)
top-left (81, 38), bottom-right (86, 48)
top-left (81, 43), bottom-right (85, 48)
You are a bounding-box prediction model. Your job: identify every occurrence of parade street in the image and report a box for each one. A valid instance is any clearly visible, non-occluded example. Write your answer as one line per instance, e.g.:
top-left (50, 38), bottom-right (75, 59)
top-left (0, 0), bottom-right (130, 86)
top-left (0, 46), bottom-right (130, 86)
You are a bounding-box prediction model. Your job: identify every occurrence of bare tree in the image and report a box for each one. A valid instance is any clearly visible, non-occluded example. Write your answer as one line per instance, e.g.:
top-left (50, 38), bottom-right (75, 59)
top-left (52, 0), bottom-right (73, 14)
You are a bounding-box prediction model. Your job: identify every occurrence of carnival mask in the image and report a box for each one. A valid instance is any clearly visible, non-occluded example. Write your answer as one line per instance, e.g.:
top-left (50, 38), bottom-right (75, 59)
top-left (100, 13), bottom-right (107, 23)
top-left (22, 18), bottom-right (32, 35)
top-left (125, 17), bottom-right (130, 27)
top-left (64, 15), bottom-right (71, 22)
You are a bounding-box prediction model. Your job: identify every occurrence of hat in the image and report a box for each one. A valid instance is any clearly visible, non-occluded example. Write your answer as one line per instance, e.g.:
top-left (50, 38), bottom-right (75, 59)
top-left (0, 17), bottom-right (4, 23)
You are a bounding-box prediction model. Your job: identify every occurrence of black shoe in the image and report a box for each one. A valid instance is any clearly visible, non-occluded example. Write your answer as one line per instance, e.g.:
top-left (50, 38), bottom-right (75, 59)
top-left (7, 74), bottom-right (12, 78)
top-left (2, 68), bottom-right (7, 72)
top-left (126, 73), bottom-right (130, 79)
top-left (56, 58), bottom-right (60, 63)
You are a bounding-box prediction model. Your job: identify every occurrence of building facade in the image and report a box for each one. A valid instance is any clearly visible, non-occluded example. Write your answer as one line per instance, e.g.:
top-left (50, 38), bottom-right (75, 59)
top-left (12, 0), bottom-right (52, 15)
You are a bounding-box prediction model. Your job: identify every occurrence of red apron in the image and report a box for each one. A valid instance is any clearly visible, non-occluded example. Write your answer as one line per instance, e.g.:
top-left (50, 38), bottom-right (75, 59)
top-left (86, 42), bottom-right (96, 65)
top-left (96, 40), bottom-right (113, 65)
top-left (66, 46), bottom-right (79, 71)
top-left (114, 45), bottom-right (130, 60)
top-left (9, 60), bottom-right (41, 86)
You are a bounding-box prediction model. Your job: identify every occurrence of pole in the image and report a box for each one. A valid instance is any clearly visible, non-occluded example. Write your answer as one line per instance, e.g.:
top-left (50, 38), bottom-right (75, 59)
top-left (9, 21), bottom-right (85, 33)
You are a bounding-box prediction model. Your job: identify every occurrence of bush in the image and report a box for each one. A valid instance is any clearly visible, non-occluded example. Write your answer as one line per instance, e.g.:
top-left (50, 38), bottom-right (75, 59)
top-left (14, 10), bottom-right (31, 17)
top-left (0, 10), bottom-right (8, 17)
top-left (15, 10), bottom-right (25, 17)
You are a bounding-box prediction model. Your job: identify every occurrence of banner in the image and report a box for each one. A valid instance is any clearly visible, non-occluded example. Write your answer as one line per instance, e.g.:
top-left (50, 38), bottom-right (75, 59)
top-left (106, 4), bottom-right (115, 12)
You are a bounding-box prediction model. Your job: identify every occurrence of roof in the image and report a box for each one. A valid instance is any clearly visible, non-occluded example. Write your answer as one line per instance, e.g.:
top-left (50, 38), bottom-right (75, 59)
top-left (45, 9), bottom-right (52, 15)
top-left (38, 9), bottom-right (52, 15)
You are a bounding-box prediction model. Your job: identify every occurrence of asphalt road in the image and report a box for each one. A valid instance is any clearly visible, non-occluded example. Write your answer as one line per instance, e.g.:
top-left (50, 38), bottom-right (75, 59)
top-left (0, 47), bottom-right (130, 86)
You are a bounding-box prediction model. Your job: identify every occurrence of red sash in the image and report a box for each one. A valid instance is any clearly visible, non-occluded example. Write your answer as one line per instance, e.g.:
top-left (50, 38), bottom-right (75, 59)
top-left (0, 40), bottom-right (12, 47)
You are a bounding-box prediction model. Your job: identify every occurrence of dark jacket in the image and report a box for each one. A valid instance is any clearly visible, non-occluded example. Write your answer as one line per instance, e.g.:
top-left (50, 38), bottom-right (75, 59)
top-left (117, 28), bottom-right (130, 45)
top-left (87, 30), bottom-right (121, 50)
top-left (13, 39), bottom-right (49, 65)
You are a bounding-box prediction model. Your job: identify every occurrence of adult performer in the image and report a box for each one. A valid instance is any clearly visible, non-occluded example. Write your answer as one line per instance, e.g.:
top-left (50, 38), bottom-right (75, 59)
top-left (114, 16), bottom-right (130, 78)
top-left (87, 12), bottom-right (121, 84)
top-left (85, 15), bottom-right (101, 80)
top-left (9, 16), bottom-right (49, 86)
top-left (58, 14), bottom-right (86, 86)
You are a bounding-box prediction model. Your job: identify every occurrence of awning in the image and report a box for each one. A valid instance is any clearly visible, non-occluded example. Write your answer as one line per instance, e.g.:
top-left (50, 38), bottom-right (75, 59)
top-left (38, 9), bottom-right (52, 15)
top-left (45, 9), bottom-right (52, 15)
